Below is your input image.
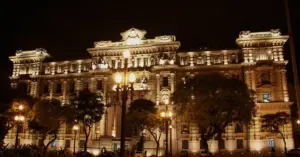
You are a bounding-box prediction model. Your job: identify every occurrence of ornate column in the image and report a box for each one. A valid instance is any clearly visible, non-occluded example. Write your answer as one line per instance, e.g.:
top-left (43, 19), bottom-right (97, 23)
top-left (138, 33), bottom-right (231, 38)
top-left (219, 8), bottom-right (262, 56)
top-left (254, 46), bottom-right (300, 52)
top-left (189, 53), bottom-right (194, 66)
top-left (278, 47), bottom-right (284, 61)
top-left (49, 81), bottom-right (54, 99)
top-left (273, 47), bottom-right (279, 61)
top-left (30, 81), bottom-right (37, 97)
top-left (89, 78), bottom-right (96, 93)
top-left (243, 50), bottom-right (249, 63)
top-left (281, 69), bottom-right (289, 102)
top-left (78, 63), bottom-right (82, 73)
top-left (206, 52), bottom-right (211, 65)
top-left (51, 64), bottom-right (56, 75)
top-left (103, 77), bottom-right (108, 103)
top-left (249, 49), bottom-right (254, 63)
top-left (64, 64), bottom-right (68, 74)
top-left (223, 51), bottom-right (228, 65)
top-left (251, 70), bottom-right (256, 91)
top-left (75, 80), bottom-right (82, 93)
top-left (275, 69), bottom-right (284, 101)
top-left (62, 80), bottom-right (68, 104)
top-left (170, 73), bottom-right (175, 93)
top-left (156, 74), bottom-right (160, 105)
top-left (12, 64), bottom-right (17, 76)
top-left (148, 56), bottom-right (151, 66)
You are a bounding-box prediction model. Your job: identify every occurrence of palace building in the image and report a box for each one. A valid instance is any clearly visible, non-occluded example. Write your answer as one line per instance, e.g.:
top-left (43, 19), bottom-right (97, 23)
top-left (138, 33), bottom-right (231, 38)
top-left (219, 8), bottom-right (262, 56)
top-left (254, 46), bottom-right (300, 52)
top-left (6, 28), bottom-right (294, 156)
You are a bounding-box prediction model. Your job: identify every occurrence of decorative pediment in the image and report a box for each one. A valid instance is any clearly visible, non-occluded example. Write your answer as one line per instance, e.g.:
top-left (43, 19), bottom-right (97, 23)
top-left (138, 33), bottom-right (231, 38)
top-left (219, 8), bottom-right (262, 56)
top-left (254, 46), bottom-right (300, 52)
top-left (120, 28), bottom-right (146, 45)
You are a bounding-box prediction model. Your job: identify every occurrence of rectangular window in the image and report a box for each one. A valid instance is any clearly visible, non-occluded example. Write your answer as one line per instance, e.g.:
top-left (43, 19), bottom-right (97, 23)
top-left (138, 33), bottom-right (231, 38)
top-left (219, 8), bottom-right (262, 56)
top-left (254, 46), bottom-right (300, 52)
top-left (83, 82), bottom-right (89, 90)
top-left (70, 82), bottom-right (75, 93)
top-left (235, 123), bottom-right (243, 133)
top-left (218, 139), bottom-right (225, 149)
top-left (137, 58), bottom-right (141, 67)
top-left (268, 138), bottom-right (275, 148)
top-left (162, 77), bottom-right (168, 87)
top-left (236, 139), bottom-right (243, 149)
top-left (263, 93), bottom-right (271, 102)
top-left (118, 61), bottom-right (122, 68)
top-left (65, 140), bottom-right (71, 148)
top-left (51, 141), bottom-right (56, 148)
top-left (144, 58), bottom-right (148, 67)
top-left (182, 140), bottom-right (189, 150)
top-left (79, 140), bottom-right (85, 148)
top-left (56, 83), bottom-right (62, 93)
top-left (66, 124), bottom-right (73, 134)
top-left (181, 125), bottom-right (189, 134)
top-left (44, 84), bottom-right (49, 94)
top-left (132, 60), bottom-right (135, 67)
top-left (97, 80), bottom-right (102, 90)
top-left (112, 60), bottom-right (115, 68)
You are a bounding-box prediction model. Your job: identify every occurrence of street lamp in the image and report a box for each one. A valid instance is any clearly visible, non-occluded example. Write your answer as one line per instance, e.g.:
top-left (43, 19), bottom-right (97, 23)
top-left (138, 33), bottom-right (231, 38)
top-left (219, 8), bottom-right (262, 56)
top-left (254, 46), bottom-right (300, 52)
top-left (73, 124), bottom-right (79, 155)
top-left (114, 49), bottom-right (135, 157)
top-left (14, 104), bottom-right (24, 148)
top-left (169, 125), bottom-right (173, 157)
top-left (160, 109), bottom-right (172, 157)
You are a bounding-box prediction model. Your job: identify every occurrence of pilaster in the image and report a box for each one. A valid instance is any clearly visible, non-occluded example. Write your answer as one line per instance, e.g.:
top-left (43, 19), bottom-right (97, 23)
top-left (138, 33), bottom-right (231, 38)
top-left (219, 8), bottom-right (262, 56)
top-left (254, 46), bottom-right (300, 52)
top-left (170, 73), bottom-right (175, 93)
top-left (62, 80), bottom-right (68, 104)
top-left (223, 51), bottom-right (228, 65)
top-left (281, 69), bottom-right (289, 102)
top-left (156, 74), bottom-right (160, 105)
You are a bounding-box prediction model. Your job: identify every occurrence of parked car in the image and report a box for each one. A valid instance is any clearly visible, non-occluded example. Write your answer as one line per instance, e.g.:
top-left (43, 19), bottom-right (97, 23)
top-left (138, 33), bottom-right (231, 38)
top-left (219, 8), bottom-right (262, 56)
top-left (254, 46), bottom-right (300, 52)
top-left (287, 148), bottom-right (300, 157)
top-left (179, 150), bottom-right (189, 157)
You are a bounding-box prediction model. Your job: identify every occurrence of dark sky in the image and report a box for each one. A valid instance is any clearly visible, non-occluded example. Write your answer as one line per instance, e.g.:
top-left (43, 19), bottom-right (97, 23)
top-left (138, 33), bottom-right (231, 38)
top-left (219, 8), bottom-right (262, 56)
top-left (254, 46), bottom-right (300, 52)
top-left (1, 0), bottom-right (299, 101)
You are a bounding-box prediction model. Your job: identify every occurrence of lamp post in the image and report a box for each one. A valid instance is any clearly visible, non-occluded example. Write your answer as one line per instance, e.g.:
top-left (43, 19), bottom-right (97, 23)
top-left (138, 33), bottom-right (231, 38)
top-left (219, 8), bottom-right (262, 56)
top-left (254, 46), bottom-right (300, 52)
top-left (114, 49), bottom-right (136, 157)
top-left (14, 104), bottom-right (24, 148)
top-left (160, 103), bottom-right (172, 157)
top-left (169, 125), bottom-right (172, 157)
top-left (73, 124), bottom-right (79, 155)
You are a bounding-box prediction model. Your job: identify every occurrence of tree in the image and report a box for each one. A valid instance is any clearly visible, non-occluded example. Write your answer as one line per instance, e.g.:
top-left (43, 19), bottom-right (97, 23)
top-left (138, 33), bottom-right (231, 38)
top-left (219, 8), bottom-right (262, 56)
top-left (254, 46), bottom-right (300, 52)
top-left (172, 73), bottom-right (255, 153)
top-left (144, 114), bottom-right (165, 157)
top-left (261, 112), bottom-right (290, 154)
top-left (28, 98), bottom-right (72, 156)
top-left (70, 90), bottom-right (105, 152)
top-left (0, 86), bottom-right (35, 146)
top-left (127, 99), bottom-right (157, 151)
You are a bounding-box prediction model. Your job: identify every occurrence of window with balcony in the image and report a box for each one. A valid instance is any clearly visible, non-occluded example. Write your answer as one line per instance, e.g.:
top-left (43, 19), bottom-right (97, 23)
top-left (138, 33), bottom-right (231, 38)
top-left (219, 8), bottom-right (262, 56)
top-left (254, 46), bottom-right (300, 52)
top-left (162, 77), bottom-right (168, 87)
top-left (97, 80), bottom-right (102, 90)
top-left (65, 140), bottom-right (70, 148)
top-left (218, 139), bottom-right (225, 149)
top-left (144, 58), bottom-right (148, 67)
top-left (182, 140), bottom-right (189, 150)
top-left (235, 123), bottom-right (243, 133)
top-left (112, 60), bottom-right (115, 68)
top-left (137, 58), bottom-right (141, 67)
top-left (181, 125), bottom-right (189, 134)
top-left (43, 84), bottom-right (49, 94)
top-left (69, 82), bottom-right (75, 93)
top-left (268, 138), bottom-right (275, 148)
top-left (236, 139), bottom-right (243, 149)
top-left (56, 83), bottom-right (62, 93)
top-left (263, 93), bottom-right (271, 102)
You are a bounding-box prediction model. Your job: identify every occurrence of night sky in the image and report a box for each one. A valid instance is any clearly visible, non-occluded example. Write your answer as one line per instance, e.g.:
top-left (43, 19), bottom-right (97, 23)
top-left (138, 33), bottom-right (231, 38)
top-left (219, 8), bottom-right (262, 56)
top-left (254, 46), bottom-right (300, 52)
top-left (1, 0), bottom-right (299, 102)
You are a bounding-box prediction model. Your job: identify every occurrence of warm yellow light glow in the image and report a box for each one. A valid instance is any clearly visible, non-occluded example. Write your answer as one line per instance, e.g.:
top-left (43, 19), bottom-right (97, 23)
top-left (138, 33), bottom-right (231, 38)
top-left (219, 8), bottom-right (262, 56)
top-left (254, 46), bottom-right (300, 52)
top-left (129, 73), bottom-right (136, 83)
top-left (73, 124), bottom-right (79, 131)
top-left (164, 99), bottom-right (169, 105)
top-left (14, 116), bottom-right (19, 121)
top-left (169, 125), bottom-right (172, 128)
top-left (297, 120), bottom-right (300, 124)
top-left (18, 105), bottom-right (23, 111)
top-left (115, 73), bottom-right (122, 84)
top-left (160, 111), bottom-right (165, 118)
top-left (168, 111), bottom-right (173, 118)
top-left (123, 50), bottom-right (130, 58)
top-left (19, 116), bottom-right (25, 121)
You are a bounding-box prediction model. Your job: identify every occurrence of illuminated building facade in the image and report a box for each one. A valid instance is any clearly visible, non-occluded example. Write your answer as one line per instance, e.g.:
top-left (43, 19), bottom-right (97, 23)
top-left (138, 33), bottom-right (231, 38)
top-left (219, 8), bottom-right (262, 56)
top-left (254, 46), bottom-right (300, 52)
top-left (6, 28), bottom-right (294, 155)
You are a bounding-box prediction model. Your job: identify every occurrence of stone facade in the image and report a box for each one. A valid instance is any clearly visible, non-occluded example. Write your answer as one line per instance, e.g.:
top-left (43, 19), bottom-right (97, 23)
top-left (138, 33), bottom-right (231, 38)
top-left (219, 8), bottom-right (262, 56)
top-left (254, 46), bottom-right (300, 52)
top-left (6, 28), bottom-right (293, 156)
